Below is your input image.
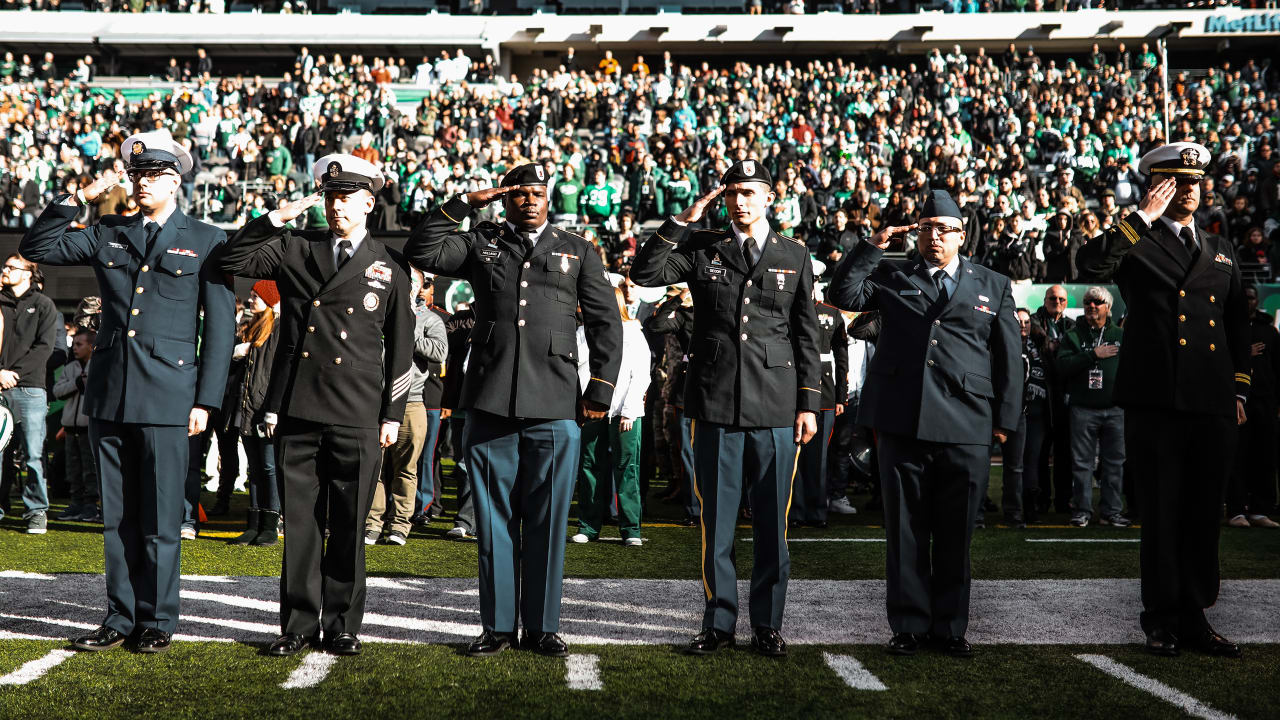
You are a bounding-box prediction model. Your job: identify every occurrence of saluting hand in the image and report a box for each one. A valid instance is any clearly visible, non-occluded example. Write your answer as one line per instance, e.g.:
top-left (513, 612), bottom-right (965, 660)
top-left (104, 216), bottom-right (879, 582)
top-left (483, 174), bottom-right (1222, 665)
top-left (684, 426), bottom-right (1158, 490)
top-left (870, 224), bottom-right (918, 250)
top-left (794, 411), bottom-right (817, 445)
top-left (81, 170), bottom-right (121, 204)
top-left (1137, 178), bottom-right (1178, 222)
top-left (674, 186), bottom-right (725, 224)
top-left (464, 186), bottom-right (514, 208)
top-left (271, 191), bottom-right (324, 225)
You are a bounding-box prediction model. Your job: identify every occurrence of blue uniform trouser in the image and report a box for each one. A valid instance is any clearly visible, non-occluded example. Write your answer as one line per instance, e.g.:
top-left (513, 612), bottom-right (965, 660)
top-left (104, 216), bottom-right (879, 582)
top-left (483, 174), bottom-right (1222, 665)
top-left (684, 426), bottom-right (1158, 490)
top-left (414, 409), bottom-right (443, 516)
top-left (877, 432), bottom-right (988, 639)
top-left (91, 419), bottom-right (189, 635)
top-left (466, 411), bottom-right (579, 634)
top-left (0, 387), bottom-right (49, 520)
top-left (691, 421), bottom-right (798, 633)
top-left (792, 409), bottom-right (836, 525)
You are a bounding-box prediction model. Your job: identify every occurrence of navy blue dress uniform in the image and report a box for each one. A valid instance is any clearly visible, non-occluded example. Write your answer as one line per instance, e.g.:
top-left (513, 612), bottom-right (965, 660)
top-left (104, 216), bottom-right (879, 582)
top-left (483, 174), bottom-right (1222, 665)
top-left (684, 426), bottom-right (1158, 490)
top-left (828, 190), bottom-right (1021, 651)
top-left (220, 154), bottom-right (414, 652)
top-left (20, 130), bottom-right (236, 648)
top-left (404, 163), bottom-right (622, 653)
top-left (1076, 143), bottom-right (1250, 657)
top-left (791, 299), bottom-right (849, 527)
top-left (629, 160), bottom-right (823, 650)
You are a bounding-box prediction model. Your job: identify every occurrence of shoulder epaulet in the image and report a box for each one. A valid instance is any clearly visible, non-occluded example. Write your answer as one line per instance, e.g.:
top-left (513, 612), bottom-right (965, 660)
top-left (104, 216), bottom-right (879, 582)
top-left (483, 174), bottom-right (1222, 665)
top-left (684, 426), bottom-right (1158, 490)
top-left (556, 226), bottom-right (589, 243)
top-left (784, 234), bottom-right (805, 246)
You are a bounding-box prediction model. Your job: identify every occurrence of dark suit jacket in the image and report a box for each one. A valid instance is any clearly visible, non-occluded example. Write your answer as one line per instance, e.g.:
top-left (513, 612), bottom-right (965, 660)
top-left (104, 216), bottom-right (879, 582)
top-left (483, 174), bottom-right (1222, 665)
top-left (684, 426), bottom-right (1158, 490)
top-left (815, 302), bottom-right (850, 409)
top-left (220, 215), bottom-right (414, 429)
top-left (630, 218), bottom-right (822, 429)
top-left (21, 198), bottom-right (236, 426)
top-left (828, 241), bottom-right (1022, 445)
top-left (1076, 211), bottom-right (1250, 418)
top-left (404, 195), bottom-right (622, 421)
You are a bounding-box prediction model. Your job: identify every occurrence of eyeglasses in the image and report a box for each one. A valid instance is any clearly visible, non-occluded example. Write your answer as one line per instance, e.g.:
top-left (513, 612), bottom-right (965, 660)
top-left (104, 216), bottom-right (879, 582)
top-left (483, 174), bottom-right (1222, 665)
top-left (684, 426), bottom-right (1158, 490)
top-left (918, 223), bottom-right (963, 236)
top-left (1083, 298), bottom-right (1107, 306)
top-left (127, 169), bottom-right (177, 183)
top-left (1046, 296), bottom-right (1067, 303)
top-left (3, 264), bottom-right (29, 273)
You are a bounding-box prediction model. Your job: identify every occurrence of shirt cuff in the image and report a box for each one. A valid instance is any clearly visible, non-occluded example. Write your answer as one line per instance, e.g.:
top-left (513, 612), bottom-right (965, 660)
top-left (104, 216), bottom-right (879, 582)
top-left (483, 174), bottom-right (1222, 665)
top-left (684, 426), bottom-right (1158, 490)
top-left (266, 210), bottom-right (286, 228)
top-left (382, 420), bottom-right (401, 431)
top-left (1134, 209), bottom-right (1152, 227)
top-left (263, 412), bottom-right (278, 425)
top-left (670, 216), bottom-right (687, 227)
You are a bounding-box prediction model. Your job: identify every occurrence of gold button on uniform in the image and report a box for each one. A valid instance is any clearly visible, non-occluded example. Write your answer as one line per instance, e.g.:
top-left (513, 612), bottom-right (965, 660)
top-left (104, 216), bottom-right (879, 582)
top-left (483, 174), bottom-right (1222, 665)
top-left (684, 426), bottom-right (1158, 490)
top-left (307, 326), bottom-right (315, 333)
top-left (313, 300), bottom-right (321, 307)
top-left (1178, 315), bottom-right (1186, 322)
top-left (302, 351), bottom-right (310, 358)
top-left (1209, 295), bottom-right (1216, 303)
top-left (1209, 344), bottom-right (1216, 351)
top-left (141, 265), bottom-right (149, 272)
top-left (930, 339), bottom-right (938, 346)
top-left (746, 280), bottom-right (753, 287)
top-left (740, 333), bottom-right (748, 341)
top-left (519, 299), bottom-right (527, 306)
top-left (742, 316), bottom-right (749, 323)
top-left (521, 281), bottom-right (528, 288)
top-left (334, 358), bottom-right (342, 365)
top-left (523, 262), bottom-right (531, 269)
top-left (1209, 320), bottom-right (1215, 327)
top-left (131, 309), bottom-right (139, 316)
top-left (743, 298), bottom-right (751, 305)
top-left (927, 359), bottom-right (936, 366)
top-left (518, 319), bottom-right (526, 327)
top-left (1179, 339), bottom-right (1187, 346)
top-left (127, 330), bottom-right (136, 337)
top-left (175, 270), bottom-right (182, 275)
top-left (346, 308), bottom-right (354, 315)
top-left (178, 360), bottom-right (184, 366)
top-left (136, 287), bottom-right (144, 294)
top-left (107, 261), bottom-right (114, 267)
top-left (1179, 290), bottom-right (1186, 297)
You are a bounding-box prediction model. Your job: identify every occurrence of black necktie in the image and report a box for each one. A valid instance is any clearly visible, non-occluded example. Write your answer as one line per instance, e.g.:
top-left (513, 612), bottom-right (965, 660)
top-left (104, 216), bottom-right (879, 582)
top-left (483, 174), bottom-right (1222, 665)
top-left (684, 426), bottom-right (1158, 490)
top-left (522, 231), bottom-right (536, 255)
top-left (336, 239), bottom-right (352, 270)
top-left (743, 237), bottom-right (760, 269)
top-left (143, 222), bottom-right (159, 254)
top-left (933, 270), bottom-right (949, 302)
top-left (1179, 226), bottom-right (1199, 262)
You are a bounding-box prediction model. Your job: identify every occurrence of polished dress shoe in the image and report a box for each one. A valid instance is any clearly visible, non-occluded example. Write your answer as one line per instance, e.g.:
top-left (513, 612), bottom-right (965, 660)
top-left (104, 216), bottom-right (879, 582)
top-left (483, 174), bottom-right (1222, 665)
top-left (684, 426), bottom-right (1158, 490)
top-left (71, 625), bottom-right (128, 652)
top-left (466, 630), bottom-right (517, 658)
top-left (266, 633), bottom-right (312, 657)
top-left (1145, 629), bottom-right (1180, 657)
top-left (133, 628), bottom-right (172, 653)
top-left (522, 632), bottom-right (569, 658)
top-left (326, 633), bottom-right (362, 656)
top-left (941, 636), bottom-right (973, 658)
top-left (685, 628), bottom-right (735, 655)
top-left (750, 627), bottom-right (788, 658)
top-left (1184, 629), bottom-right (1242, 658)
top-left (886, 633), bottom-right (920, 656)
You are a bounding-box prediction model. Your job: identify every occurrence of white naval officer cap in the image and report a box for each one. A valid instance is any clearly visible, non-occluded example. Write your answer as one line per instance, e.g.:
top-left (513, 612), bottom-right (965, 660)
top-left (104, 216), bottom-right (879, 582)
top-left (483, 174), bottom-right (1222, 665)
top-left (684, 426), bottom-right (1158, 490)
top-left (313, 153), bottom-right (386, 194)
top-left (1137, 142), bottom-right (1211, 181)
top-left (121, 129), bottom-right (194, 175)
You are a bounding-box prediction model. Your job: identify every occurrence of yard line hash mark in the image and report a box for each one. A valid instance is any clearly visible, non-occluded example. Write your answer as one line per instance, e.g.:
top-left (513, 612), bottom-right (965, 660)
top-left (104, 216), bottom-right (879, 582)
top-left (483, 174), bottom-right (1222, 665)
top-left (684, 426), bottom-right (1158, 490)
top-left (566, 654), bottom-right (603, 691)
top-left (0, 650), bottom-right (74, 686)
top-left (823, 652), bottom-right (888, 691)
top-left (281, 653), bottom-right (338, 689)
top-left (1075, 654), bottom-right (1238, 720)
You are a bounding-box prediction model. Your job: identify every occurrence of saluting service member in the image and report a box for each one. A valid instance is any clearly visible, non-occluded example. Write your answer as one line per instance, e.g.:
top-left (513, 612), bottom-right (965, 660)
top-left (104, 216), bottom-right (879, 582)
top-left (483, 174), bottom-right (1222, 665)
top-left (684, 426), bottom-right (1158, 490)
top-left (828, 189), bottom-right (1021, 658)
top-left (1077, 142), bottom-right (1249, 659)
top-left (406, 163), bottom-right (622, 658)
top-left (791, 293), bottom-right (849, 528)
top-left (220, 154), bottom-right (413, 658)
top-left (630, 160), bottom-right (822, 658)
top-left (21, 129), bottom-right (236, 653)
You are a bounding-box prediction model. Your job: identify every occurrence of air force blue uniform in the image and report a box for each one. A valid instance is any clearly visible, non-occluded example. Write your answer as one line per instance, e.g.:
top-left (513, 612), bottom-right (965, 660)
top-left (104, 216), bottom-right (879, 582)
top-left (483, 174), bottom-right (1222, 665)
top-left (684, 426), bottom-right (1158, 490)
top-left (829, 239), bottom-right (1021, 640)
top-left (21, 199), bottom-right (235, 636)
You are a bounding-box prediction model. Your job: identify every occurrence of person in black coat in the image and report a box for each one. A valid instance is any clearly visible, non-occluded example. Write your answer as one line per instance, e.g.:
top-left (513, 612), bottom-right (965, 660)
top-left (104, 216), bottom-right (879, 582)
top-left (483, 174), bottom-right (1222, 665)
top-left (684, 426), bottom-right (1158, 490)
top-left (630, 160), bottom-right (822, 659)
top-left (404, 163), bottom-right (622, 659)
top-left (1076, 142), bottom-right (1250, 659)
top-left (828, 189), bottom-right (1022, 659)
top-left (1226, 287), bottom-right (1279, 528)
top-left (220, 153), bottom-right (414, 658)
top-left (1041, 211), bottom-right (1084, 283)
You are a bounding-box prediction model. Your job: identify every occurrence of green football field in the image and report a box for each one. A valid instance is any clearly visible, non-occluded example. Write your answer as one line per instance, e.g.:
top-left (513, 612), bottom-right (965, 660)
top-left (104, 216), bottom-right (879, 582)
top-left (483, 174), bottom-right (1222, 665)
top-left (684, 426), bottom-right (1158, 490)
top-left (1, 464), bottom-right (1276, 719)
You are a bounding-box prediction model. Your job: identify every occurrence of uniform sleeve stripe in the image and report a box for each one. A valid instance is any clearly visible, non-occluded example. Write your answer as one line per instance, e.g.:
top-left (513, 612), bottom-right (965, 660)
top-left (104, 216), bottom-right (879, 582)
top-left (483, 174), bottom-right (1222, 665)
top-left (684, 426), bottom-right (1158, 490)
top-left (799, 387), bottom-right (821, 393)
top-left (655, 233), bottom-right (677, 246)
top-left (1235, 374), bottom-right (1252, 385)
top-left (1118, 221), bottom-right (1140, 245)
top-left (440, 204), bottom-right (464, 224)
top-left (590, 377), bottom-right (616, 388)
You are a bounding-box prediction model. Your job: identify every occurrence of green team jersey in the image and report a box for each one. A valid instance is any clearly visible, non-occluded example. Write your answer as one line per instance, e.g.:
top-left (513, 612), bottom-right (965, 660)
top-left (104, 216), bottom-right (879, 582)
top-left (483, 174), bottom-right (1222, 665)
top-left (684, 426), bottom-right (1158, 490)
top-left (552, 179), bottom-right (584, 216)
top-left (583, 183), bottom-right (620, 220)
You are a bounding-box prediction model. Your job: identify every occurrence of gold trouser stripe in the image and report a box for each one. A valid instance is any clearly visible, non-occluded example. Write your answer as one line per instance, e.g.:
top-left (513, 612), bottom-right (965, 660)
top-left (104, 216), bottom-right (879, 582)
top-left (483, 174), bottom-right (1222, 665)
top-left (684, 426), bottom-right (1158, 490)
top-left (783, 444), bottom-right (802, 543)
top-left (440, 204), bottom-right (463, 224)
top-left (1118, 220), bottom-right (1140, 246)
top-left (689, 420), bottom-right (712, 602)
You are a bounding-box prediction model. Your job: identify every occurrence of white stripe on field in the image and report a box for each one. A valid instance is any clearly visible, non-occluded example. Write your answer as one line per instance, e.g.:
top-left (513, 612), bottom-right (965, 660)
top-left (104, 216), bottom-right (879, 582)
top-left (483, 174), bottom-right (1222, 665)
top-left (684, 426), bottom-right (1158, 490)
top-left (1025, 539), bottom-right (1140, 543)
top-left (180, 575), bottom-right (235, 583)
top-left (565, 654), bottom-right (602, 691)
top-left (0, 612), bottom-right (232, 643)
top-left (0, 650), bottom-right (74, 686)
top-left (1075, 654), bottom-right (1238, 720)
top-left (0, 630), bottom-right (62, 641)
top-left (180, 590), bottom-right (278, 612)
top-left (0, 571), bottom-right (56, 580)
top-left (740, 538), bottom-right (886, 543)
top-left (822, 652), bottom-right (888, 691)
top-left (280, 653), bottom-right (338, 690)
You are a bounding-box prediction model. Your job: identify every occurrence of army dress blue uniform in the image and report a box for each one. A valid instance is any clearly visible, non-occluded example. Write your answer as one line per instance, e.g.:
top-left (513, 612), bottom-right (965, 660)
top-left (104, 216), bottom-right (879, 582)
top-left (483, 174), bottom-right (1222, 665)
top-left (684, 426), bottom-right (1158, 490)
top-left (220, 156), bottom-right (413, 648)
top-left (20, 133), bottom-right (236, 644)
top-left (828, 191), bottom-right (1021, 645)
top-left (404, 166), bottom-right (622, 649)
top-left (1076, 143), bottom-right (1250, 656)
top-left (630, 161), bottom-right (823, 645)
top-left (791, 300), bottom-right (849, 527)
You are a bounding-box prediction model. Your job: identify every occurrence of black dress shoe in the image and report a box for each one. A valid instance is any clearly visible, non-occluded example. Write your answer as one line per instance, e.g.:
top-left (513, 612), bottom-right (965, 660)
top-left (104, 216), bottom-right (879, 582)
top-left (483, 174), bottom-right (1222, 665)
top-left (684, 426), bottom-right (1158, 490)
top-left (941, 636), bottom-right (973, 658)
top-left (133, 628), bottom-right (172, 653)
top-left (1145, 629), bottom-right (1180, 657)
top-left (886, 632), bottom-right (919, 656)
top-left (1184, 629), bottom-right (1242, 658)
top-left (326, 633), bottom-right (362, 656)
top-left (71, 625), bottom-right (128, 652)
top-left (466, 630), bottom-right (517, 658)
top-left (685, 628), bottom-right (735, 655)
top-left (266, 633), bottom-right (312, 657)
top-left (750, 627), bottom-right (788, 658)
top-left (522, 632), bottom-right (569, 658)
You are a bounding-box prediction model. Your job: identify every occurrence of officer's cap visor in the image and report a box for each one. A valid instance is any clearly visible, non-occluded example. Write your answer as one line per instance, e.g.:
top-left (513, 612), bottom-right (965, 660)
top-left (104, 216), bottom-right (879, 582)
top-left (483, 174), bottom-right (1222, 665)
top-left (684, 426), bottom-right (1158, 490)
top-left (128, 150), bottom-right (181, 173)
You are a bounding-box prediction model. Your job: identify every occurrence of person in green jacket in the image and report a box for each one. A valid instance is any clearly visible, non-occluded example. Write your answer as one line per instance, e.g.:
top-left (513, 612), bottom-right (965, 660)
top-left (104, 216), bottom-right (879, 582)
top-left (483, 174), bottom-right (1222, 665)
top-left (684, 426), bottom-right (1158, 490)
top-left (551, 164), bottom-right (585, 224)
top-left (1056, 286), bottom-right (1128, 529)
top-left (583, 170), bottom-right (621, 229)
top-left (661, 160), bottom-right (699, 219)
top-left (266, 135), bottom-right (293, 180)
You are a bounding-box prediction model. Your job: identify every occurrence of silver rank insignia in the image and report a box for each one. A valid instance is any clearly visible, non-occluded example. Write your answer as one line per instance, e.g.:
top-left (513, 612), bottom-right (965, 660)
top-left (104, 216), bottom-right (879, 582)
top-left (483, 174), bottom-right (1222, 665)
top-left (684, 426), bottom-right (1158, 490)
top-left (776, 272), bottom-right (785, 290)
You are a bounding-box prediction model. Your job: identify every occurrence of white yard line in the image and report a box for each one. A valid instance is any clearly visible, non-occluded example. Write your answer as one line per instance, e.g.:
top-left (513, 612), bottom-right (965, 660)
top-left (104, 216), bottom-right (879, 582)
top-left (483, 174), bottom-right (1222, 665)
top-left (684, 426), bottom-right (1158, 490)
top-left (0, 650), bottom-right (74, 686)
top-left (822, 652), bottom-right (888, 691)
top-left (180, 590), bottom-right (278, 612)
top-left (0, 571), bottom-right (56, 580)
top-left (565, 654), bottom-right (603, 691)
top-left (280, 653), bottom-right (338, 690)
top-left (180, 575), bottom-right (235, 583)
top-left (1025, 539), bottom-right (1139, 543)
top-left (1075, 654), bottom-right (1238, 720)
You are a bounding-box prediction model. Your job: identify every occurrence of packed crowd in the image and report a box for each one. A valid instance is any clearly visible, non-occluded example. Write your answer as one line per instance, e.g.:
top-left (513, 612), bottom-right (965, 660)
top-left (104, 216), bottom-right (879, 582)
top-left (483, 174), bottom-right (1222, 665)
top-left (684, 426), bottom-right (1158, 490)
top-left (2, 43), bottom-right (1279, 537)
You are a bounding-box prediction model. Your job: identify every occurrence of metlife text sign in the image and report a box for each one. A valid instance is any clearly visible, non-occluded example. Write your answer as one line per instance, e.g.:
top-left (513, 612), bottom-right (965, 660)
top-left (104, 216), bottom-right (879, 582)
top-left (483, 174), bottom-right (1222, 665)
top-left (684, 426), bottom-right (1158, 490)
top-left (1204, 12), bottom-right (1280, 34)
